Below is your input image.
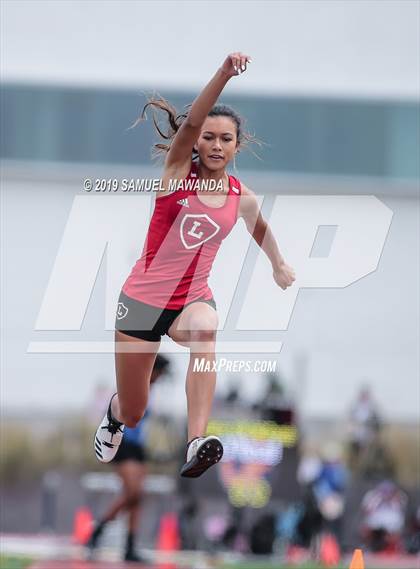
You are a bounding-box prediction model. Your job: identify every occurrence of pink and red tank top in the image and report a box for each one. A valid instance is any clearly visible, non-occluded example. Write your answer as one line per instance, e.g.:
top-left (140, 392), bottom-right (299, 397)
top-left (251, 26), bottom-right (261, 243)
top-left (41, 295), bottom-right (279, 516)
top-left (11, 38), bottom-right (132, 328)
top-left (122, 161), bottom-right (242, 309)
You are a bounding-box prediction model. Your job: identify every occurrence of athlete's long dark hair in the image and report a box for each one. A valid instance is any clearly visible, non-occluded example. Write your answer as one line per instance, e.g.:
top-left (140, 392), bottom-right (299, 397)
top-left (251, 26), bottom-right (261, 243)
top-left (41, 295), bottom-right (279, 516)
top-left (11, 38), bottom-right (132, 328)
top-left (130, 95), bottom-right (262, 161)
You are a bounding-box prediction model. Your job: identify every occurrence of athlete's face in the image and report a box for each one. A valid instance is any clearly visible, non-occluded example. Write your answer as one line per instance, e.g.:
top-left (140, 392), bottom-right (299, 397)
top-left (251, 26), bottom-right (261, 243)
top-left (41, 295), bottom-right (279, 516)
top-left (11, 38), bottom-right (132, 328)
top-left (195, 116), bottom-right (238, 171)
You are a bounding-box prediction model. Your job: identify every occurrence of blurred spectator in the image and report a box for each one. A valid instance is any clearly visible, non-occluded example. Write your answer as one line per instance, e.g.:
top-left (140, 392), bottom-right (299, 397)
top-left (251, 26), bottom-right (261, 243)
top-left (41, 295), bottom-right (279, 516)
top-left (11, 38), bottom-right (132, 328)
top-left (256, 373), bottom-right (295, 426)
top-left (86, 354), bottom-right (171, 562)
top-left (297, 444), bottom-right (322, 487)
top-left (405, 504), bottom-right (420, 554)
top-left (360, 479), bottom-right (408, 553)
top-left (294, 443), bottom-right (348, 553)
top-left (358, 433), bottom-right (396, 481)
top-left (312, 443), bottom-right (348, 543)
top-left (348, 386), bottom-right (381, 469)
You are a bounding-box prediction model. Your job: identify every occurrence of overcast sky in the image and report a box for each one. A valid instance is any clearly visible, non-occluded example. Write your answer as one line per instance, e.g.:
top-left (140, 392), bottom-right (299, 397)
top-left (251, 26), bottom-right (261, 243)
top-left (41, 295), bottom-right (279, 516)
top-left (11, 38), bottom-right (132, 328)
top-left (2, 0), bottom-right (419, 99)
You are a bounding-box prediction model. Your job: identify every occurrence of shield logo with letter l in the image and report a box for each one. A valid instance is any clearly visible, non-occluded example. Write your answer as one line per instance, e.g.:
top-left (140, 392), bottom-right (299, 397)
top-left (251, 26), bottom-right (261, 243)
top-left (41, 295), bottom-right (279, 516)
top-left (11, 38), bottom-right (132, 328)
top-left (116, 302), bottom-right (128, 320)
top-left (180, 214), bottom-right (220, 250)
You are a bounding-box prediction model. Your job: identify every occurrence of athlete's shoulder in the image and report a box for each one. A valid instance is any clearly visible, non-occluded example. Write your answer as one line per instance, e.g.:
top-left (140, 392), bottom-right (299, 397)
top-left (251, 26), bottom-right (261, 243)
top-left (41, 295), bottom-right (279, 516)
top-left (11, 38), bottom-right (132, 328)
top-left (239, 182), bottom-right (255, 197)
top-left (238, 182), bottom-right (260, 219)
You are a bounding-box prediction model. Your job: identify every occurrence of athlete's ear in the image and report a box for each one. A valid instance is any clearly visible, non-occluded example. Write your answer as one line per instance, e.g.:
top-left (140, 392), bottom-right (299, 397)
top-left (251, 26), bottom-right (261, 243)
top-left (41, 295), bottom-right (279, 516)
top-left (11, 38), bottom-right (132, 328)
top-left (193, 144), bottom-right (198, 153)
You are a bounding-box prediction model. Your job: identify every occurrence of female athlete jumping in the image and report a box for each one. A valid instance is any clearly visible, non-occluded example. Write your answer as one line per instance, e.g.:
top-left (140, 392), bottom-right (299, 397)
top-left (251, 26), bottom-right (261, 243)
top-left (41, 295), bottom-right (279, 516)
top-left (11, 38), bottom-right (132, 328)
top-left (94, 52), bottom-right (295, 478)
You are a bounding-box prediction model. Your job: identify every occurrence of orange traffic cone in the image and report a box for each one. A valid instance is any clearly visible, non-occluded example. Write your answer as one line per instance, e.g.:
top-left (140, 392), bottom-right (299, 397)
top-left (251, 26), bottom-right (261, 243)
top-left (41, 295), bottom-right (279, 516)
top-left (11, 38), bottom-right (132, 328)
top-left (72, 506), bottom-right (93, 545)
top-left (349, 549), bottom-right (364, 569)
top-left (156, 512), bottom-right (180, 569)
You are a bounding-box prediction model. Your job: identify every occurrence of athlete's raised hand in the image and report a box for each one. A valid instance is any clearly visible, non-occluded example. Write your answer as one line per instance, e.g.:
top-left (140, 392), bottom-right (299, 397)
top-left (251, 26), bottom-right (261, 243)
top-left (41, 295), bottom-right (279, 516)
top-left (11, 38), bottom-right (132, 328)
top-left (220, 52), bottom-right (252, 78)
top-left (163, 52), bottom-right (251, 174)
top-left (273, 263), bottom-right (296, 290)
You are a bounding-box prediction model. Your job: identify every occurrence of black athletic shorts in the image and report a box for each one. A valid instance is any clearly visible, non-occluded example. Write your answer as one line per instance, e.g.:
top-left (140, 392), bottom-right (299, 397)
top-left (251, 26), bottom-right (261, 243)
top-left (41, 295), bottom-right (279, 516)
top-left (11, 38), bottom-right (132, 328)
top-left (115, 290), bottom-right (217, 342)
top-left (112, 439), bottom-right (147, 464)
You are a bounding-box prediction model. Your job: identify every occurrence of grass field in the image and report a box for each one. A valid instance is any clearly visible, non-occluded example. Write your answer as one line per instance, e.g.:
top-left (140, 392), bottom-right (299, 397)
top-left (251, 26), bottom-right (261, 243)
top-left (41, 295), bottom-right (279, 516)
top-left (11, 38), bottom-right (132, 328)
top-left (0, 556), bottom-right (33, 569)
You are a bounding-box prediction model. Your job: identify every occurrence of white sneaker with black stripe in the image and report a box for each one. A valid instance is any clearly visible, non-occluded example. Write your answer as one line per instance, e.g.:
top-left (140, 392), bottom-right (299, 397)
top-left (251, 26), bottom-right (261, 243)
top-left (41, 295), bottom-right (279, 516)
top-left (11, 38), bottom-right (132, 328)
top-left (94, 394), bottom-right (125, 463)
top-left (180, 435), bottom-right (223, 478)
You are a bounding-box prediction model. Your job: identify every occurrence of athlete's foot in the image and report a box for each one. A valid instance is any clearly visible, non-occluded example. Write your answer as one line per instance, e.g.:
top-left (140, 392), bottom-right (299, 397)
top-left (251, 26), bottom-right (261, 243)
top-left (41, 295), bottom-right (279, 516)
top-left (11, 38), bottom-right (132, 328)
top-left (180, 435), bottom-right (223, 478)
top-left (94, 394), bottom-right (125, 463)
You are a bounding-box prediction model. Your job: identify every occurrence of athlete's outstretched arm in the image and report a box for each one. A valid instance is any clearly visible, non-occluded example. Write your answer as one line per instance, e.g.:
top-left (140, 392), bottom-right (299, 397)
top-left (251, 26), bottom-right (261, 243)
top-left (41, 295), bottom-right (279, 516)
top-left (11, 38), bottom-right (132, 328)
top-left (164, 52), bottom-right (251, 170)
top-left (239, 185), bottom-right (296, 290)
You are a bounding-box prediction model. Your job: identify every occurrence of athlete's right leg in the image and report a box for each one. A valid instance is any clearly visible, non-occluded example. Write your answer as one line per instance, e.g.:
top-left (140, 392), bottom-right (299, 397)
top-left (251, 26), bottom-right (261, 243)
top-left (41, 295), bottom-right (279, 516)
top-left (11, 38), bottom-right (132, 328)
top-left (94, 331), bottom-right (160, 462)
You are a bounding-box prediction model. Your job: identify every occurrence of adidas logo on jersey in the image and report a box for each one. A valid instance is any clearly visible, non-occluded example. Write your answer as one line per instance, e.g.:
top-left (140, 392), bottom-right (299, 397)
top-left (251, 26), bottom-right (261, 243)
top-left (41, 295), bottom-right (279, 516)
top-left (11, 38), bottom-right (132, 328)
top-left (177, 198), bottom-right (190, 207)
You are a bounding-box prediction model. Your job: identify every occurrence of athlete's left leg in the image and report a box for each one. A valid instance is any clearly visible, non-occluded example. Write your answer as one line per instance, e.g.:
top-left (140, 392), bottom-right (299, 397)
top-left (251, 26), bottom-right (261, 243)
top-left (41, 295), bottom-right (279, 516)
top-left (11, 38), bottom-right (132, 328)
top-left (167, 301), bottom-right (223, 477)
top-left (167, 301), bottom-right (219, 440)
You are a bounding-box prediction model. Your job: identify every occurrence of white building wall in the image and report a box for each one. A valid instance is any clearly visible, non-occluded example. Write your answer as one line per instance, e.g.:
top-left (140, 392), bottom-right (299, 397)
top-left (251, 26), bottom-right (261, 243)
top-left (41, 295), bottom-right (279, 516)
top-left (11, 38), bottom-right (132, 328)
top-left (2, 0), bottom-right (419, 99)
